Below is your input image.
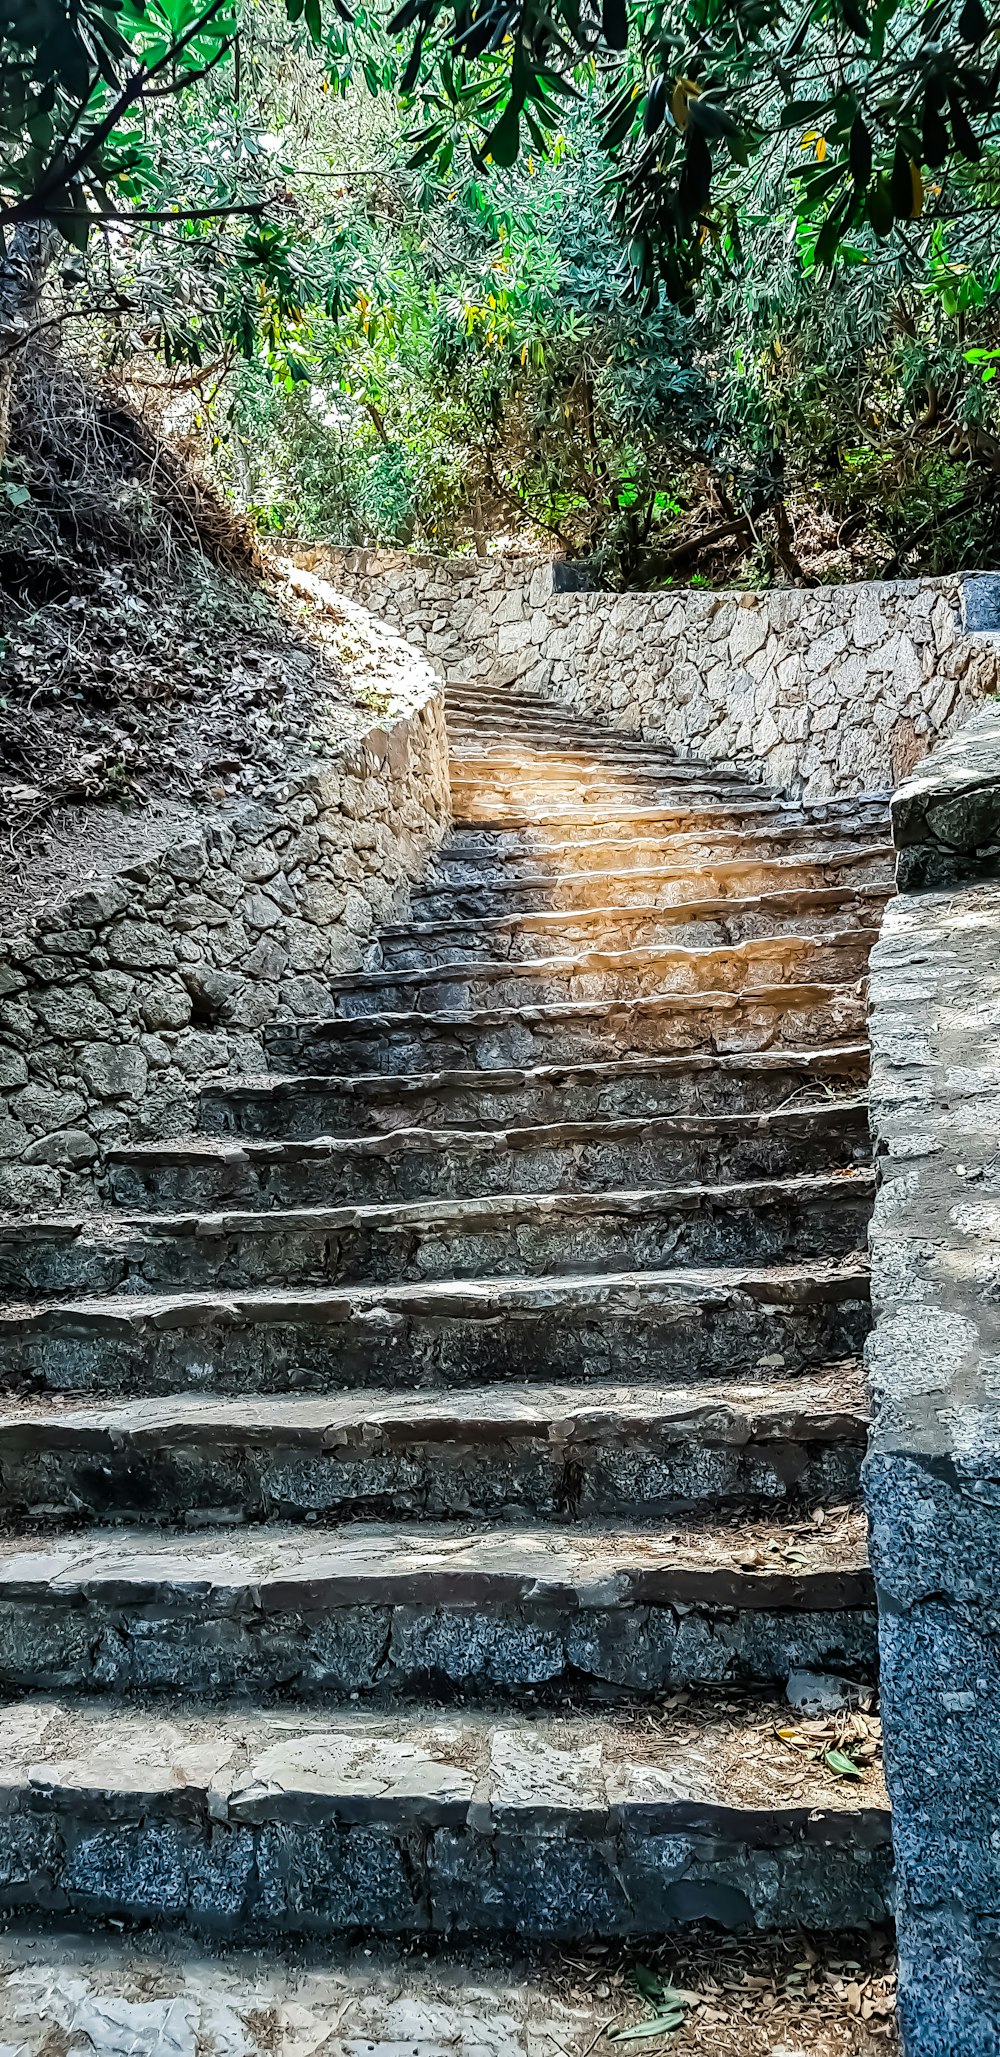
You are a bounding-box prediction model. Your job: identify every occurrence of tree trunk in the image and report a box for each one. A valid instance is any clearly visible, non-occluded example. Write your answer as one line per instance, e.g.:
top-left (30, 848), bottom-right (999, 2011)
top-left (0, 225), bottom-right (56, 462)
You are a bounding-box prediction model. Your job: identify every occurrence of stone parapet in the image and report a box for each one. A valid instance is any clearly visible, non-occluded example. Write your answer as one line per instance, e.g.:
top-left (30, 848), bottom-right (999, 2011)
top-left (867, 712), bottom-right (1000, 2052)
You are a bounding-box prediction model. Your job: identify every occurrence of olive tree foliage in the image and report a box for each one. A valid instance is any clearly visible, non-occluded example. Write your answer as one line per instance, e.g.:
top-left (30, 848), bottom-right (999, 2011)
top-left (202, 68), bottom-right (1000, 586)
top-left (2, 0), bottom-right (999, 296)
top-left (383, 0), bottom-right (1000, 303)
top-left (5, 0), bottom-right (1000, 586)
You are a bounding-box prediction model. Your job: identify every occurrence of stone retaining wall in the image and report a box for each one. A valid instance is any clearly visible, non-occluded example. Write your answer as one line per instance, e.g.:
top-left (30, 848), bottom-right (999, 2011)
top-left (0, 596), bottom-right (449, 1212)
top-left (299, 547), bottom-right (1000, 799)
top-left (867, 707), bottom-right (1000, 2054)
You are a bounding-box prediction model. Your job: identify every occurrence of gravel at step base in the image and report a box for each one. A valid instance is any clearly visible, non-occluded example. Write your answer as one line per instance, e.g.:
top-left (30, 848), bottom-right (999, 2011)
top-left (0, 1925), bottom-right (900, 2053)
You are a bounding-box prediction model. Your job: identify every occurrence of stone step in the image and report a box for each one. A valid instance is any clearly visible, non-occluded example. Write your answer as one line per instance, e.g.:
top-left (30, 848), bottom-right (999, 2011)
top-left (0, 1259), bottom-right (871, 1399)
top-left (451, 805), bottom-right (806, 840)
top-left (0, 1928), bottom-right (902, 2044)
top-left (446, 730), bottom-right (734, 769)
top-left (111, 1102), bottom-right (872, 1213)
top-left (0, 1695), bottom-right (892, 1936)
top-left (437, 819), bottom-right (892, 877)
top-left (445, 680), bottom-right (588, 709)
top-left (451, 793), bottom-right (788, 833)
top-left (0, 1512), bottom-right (876, 1697)
top-left (323, 932), bottom-right (876, 1018)
top-left (413, 848), bottom-right (896, 917)
top-left (448, 762), bottom-right (748, 800)
top-left (444, 692), bottom-right (689, 732)
top-left (4, 1174), bottom-right (875, 1298)
top-left (449, 798), bottom-right (892, 837)
top-left (198, 1042), bottom-right (870, 1138)
top-left (0, 1369), bottom-right (868, 1524)
top-left (376, 887), bottom-right (891, 970)
top-left (264, 980), bottom-right (868, 1074)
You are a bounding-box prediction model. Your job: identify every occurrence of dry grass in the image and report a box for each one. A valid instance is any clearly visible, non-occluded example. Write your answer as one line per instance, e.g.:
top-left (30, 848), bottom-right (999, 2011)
top-left (0, 353), bottom-right (352, 853)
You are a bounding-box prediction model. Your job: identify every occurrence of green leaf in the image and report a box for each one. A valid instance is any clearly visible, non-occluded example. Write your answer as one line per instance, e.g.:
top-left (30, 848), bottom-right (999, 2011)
top-left (867, 172), bottom-right (894, 236)
top-left (607, 2016), bottom-right (686, 2042)
top-left (922, 86), bottom-right (949, 165)
top-left (824, 1748), bottom-right (863, 1779)
top-left (848, 111), bottom-right (871, 186)
top-left (484, 98), bottom-right (520, 167)
top-left (838, 0), bottom-right (868, 38)
top-left (602, 0), bottom-right (628, 50)
top-left (949, 92), bottom-right (982, 160)
top-left (959, 0), bottom-right (989, 42)
top-left (890, 138), bottom-right (913, 217)
top-left (779, 97), bottom-right (827, 129)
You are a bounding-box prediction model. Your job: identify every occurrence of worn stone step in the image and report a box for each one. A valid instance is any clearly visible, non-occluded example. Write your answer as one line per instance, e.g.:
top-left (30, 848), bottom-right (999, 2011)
top-left (0, 1695), bottom-right (892, 1936)
top-left (0, 1511), bottom-right (876, 1698)
top-left (0, 1369), bottom-right (868, 1524)
top-left (443, 697), bottom-right (733, 767)
top-left (0, 1259), bottom-right (871, 1399)
top-left (413, 849), bottom-right (896, 918)
top-left (448, 764), bottom-right (748, 802)
top-left (448, 798), bottom-right (893, 839)
top-left (0, 1926), bottom-right (903, 2044)
top-left (198, 1042), bottom-right (870, 1138)
top-left (111, 1102), bottom-right (872, 1213)
top-left (3, 1174), bottom-right (875, 1299)
top-left (451, 795), bottom-right (794, 834)
top-left (376, 887), bottom-right (890, 970)
top-left (448, 769), bottom-right (753, 806)
top-left (323, 932), bottom-right (875, 1019)
top-left (436, 819), bottom-right (892, 878)
top-left (446, 732), bottom-right (735, 771)
top-left (264, 980), bottom-right (869, 1075)
top-left (451, 804), bottom-right (804, 839)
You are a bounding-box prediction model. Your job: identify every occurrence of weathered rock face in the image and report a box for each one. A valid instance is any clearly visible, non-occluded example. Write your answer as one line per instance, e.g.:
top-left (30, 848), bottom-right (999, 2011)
top-left (867, 713), bottom-right (1000, 2054)
top-left (0, 670), bottom-right (893, 1953)
top-left (0, 623), bottom-right (449, 1212)
top-left (300, 546), bottom-right (1000, 801)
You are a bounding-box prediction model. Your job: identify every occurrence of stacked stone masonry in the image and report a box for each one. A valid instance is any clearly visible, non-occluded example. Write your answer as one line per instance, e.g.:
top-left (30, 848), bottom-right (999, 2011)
top-left (0, 613), bottom-right (450, 1213)
top-left (299, 546), bottom-right (1000, 801)
top-left (866, 705), bottom-right (1000, 2055)
top-left (0, 669), bottom-right (896, 1954)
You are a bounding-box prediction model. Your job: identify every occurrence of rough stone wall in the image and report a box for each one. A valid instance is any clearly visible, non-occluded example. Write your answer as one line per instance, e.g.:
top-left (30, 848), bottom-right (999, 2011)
top-left (866, 708), bottom-right (1000, 2054)
top-left (0, 624), bottom-right (449, 1213)
top-left (300, 547), bottom-right (1000, 799)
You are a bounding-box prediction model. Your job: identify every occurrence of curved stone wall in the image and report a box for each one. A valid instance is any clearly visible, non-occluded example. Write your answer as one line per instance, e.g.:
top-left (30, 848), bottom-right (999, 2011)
top-left (301, 547), bottom-right (1000, 800)
top-left (0, 591), bottom-right (449, 1211)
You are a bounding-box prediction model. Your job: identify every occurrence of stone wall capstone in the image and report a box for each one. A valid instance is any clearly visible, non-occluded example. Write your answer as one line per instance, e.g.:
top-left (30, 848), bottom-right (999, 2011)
top-left (867, 708), bottom-right (1000, 2054)
top-left (0, 590), bottom-right (450, 1212)
top-left (297, 547), bottom-right (1000, 799)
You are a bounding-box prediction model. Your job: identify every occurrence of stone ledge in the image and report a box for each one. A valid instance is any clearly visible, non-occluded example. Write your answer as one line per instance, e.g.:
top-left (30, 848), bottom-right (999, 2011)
top-left (891, 703), bottom-right (1000, 888)
top-left (866, 849), bottom-right (1000, 2046)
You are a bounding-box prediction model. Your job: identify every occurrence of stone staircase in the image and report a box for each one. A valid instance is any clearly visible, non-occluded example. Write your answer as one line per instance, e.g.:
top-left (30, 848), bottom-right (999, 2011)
top-left (0, 677), bottom-right (896, 1948)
